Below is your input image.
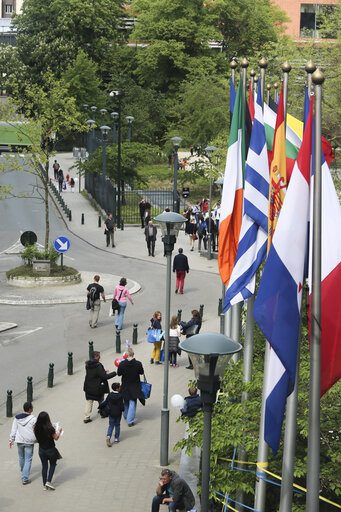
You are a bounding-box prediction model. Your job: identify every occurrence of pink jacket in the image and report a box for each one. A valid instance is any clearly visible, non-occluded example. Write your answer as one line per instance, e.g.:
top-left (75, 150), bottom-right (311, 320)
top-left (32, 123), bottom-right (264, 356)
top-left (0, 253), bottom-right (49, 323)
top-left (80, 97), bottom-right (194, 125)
top-left (113, 285), bottom-right (133, 304)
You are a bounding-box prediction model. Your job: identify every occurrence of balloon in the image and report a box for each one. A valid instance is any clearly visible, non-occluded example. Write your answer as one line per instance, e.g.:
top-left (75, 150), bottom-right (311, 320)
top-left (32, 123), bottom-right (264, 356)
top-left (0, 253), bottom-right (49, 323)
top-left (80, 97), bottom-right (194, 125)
top-left (170, 394), bottom-right (184, 410)
top-left (114, 358), bottom-right (123, 367)
top-left (122, 352), bottom-right (128, 359)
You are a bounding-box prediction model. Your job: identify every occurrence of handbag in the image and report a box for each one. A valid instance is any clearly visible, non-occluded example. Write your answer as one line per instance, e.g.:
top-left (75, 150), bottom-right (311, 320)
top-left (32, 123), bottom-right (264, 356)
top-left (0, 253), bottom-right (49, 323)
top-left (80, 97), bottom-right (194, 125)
top-left (192, 233), bottom-right (198, 240)
top-left (147, 329), bottom-right (162, 343)
top-left (183, 323), bottom-right (200, 336)
top-left (160, 348), bottom-right (165, 362)
top-left (112, 298), bottom-right (119, 312)
top-left (141, 374), bottom-right (152, 399)
top-left (55, 448), bottom-right (63, 460)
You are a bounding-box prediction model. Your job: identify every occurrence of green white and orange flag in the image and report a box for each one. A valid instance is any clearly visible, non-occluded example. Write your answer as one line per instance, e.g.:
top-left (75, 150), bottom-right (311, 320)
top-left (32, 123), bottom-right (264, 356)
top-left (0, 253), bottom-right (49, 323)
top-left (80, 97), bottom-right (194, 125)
top-left (267, 83), bottom-right (287, 253)
top-left (218, 78), bottom-right (245, 286)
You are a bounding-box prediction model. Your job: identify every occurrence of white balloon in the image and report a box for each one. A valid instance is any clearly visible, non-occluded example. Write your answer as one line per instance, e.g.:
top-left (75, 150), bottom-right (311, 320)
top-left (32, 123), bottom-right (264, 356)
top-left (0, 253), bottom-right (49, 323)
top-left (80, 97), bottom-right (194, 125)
top-left (170, 394), bottom-right (184, 410)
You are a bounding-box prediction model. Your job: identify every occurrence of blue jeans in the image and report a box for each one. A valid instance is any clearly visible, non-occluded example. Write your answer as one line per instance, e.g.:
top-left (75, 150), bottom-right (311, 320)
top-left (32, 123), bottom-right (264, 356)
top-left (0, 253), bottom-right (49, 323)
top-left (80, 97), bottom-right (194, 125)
top-left (17, 443), bottom-right (34, 482)
top-left (151, 495), bottom-right (185, 512)
top-left (124, 399), bottom-right (136, 425)
top-left (39, 447), bottom-right (58, 485)
top-left (115, 302), bottom-right (127, 330)
top-left (107, 415), bottom-right (121, 441)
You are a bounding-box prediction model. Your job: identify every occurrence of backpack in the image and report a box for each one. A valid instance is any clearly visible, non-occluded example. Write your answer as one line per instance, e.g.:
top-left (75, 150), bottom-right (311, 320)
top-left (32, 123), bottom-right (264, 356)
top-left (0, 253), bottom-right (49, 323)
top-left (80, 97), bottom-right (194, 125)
top-left (98, 398), bottom-right (110, 418)
top-left (53, 162), bottom-right (59, 171)
top-left (89, 286), bottom-right (97, 306)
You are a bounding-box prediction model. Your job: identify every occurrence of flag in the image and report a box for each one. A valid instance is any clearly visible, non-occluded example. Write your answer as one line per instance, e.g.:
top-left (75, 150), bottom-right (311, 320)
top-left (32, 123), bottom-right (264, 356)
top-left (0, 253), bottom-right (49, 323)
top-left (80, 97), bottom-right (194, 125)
top-left (230, 76), bottom-right (236, 120)
top-left (267, 83), bottom-right (287, 251)
top-left (218, 78), bottom-right (245, 286)
top-left (223, 84), bottom-right (269, 311)
top-left (248, 80), bottom-right (255, 123)
top-left (308, 155), bottom-right (341, 396)
top-left (254, 96), bottom-right (314, 454)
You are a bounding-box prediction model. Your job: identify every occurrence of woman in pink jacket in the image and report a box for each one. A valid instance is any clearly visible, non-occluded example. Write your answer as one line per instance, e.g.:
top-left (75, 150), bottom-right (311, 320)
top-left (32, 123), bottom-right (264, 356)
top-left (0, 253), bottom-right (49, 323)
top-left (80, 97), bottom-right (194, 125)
top-left (113, 278), bottom-right (133, 330)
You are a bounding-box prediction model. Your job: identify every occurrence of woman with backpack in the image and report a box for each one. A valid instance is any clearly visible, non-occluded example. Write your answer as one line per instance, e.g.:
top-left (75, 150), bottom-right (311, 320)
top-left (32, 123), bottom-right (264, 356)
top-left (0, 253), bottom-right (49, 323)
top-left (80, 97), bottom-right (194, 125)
top-left (113, 278), bottom-right (133, 331)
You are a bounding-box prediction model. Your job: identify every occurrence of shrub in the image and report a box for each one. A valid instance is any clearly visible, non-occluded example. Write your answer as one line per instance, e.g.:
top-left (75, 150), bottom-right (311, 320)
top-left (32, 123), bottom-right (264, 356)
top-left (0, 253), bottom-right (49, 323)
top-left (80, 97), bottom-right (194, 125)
top-left (21, 243), bottom-right (60, 266)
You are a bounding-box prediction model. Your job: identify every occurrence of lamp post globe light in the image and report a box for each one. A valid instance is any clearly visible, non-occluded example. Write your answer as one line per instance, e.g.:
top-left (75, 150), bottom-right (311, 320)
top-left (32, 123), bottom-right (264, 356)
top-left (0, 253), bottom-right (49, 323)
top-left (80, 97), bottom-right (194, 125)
top-left (126, 116), bottom-right (134, 142)
top-left (154, 211), bottom-right (185, 467)
top-left (171, 136), bottom-right (182, 213)
top-left (179, 332), bottom-right (242, 512)
top-left (90, 105), bottom-right (97, 117)
top-left (111, 112), bottom-right (118, 144)
top-left (100, 108), bottom-right (107, 126)
top-left (205, 146), bottom-right (218, 261)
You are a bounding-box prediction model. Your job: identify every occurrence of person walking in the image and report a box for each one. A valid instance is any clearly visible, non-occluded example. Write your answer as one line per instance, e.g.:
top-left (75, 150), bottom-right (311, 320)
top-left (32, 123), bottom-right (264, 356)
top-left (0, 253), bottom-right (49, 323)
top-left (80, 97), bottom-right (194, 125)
top-left (151, 469), bottom-right (195, 512)
top-left (57, 168), bottom-right (64, 193)
top-left (188, 217), bottom-right (197, 251)
top-left (113, 277), bottom-right (134, 331)
top-left (150, 311), bottom-right (163, 365)
top-left (70, 177), bottom-right (75, 192)
top-left (180, 310), bottom-right (202, 370)
top-left (34, 412), bottom-right (62, 491)
top-left (86, 275), bottom-right (106, 328)
top-left (104, 212), bottom-right (116, 248)
top-left (9, 401), bottom-right (36, 485)
top-left (139, 198), bottom-right (146, 229)
top-left (144, 220), bottom-right (157, 256)
top-left (197, 216), bottom-right (207, 251)
top-left (83, 351), bottom-right (117, 423)
top-left (117, 348), bottom-right (145, 427)
top-left (105, 382), bottom-right (124, 446)
top-left (52, 160), bottom-right (60, 180)
top-left (168, 315), bottom-right (181, 367)
top-left (173, 248), bottom-right (189, 294)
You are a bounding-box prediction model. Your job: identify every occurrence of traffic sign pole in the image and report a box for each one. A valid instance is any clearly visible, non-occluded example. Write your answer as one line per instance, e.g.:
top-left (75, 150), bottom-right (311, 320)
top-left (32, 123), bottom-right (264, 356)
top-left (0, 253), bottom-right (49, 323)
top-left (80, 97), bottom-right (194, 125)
top-left (61, 253), bottom-right (64, 271)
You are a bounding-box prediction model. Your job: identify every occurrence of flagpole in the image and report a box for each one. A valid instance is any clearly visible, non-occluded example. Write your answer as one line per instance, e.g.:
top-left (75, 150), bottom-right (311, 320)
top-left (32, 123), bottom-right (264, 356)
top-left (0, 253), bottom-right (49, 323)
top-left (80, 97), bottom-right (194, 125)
top-left (254, 75), bottom-right (258, 101)
top-left (266, 84), bottom-right (271, 105)
top-left (230, 59), bottom-right (237, 85)
top-left (254, 341), bottom-right (270, 512)
top-left (250, 68), bottom-right (255, 95)
top-left (282, 61), bottom-right (291, 132)
top-left (306, 68), bottom-right (324, 512)
top-left (305, 60), bottom-right (316, 96)
top-left (259, 57), bottom-right (268, 107)
top-left (274, 82), bottom-right (279, 103)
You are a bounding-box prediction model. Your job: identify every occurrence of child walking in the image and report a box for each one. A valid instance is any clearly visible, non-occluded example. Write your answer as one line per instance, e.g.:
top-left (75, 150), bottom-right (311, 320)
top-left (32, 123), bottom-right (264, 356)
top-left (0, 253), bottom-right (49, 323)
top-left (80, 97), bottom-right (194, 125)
top-left (168, 315), bottom-right (181, 367)
top-left (106, 383), bottom-right (124, 447)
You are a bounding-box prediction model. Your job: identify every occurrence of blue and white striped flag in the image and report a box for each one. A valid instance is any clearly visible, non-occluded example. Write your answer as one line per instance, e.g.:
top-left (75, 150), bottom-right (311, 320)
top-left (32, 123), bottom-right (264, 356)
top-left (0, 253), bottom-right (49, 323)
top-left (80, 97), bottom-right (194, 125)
top-left (223, 83), bottom-right (269, 312)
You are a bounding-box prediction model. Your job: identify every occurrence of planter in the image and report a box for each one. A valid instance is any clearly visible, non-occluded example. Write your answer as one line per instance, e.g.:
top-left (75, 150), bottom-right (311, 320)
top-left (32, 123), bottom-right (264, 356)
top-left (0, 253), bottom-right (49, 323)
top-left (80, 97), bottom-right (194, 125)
top-left (7, 272), bottom-right (82, 288)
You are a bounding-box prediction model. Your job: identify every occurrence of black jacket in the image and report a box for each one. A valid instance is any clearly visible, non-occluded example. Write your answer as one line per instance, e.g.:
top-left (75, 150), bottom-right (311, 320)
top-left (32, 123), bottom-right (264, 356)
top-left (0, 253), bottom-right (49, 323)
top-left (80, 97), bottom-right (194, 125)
top-left (173, 253), bottom-right (189, 273)
top-left (181, 394), bottom-right (202, 418)
top-left (83, 359), bottom-right (116, 400)
top-left (117, 358), bottom-right (145, 405)
top-left (107, 391), bottom-right (124, 418)
top-left (160, 471), bottom-right (195, 510)
top-left (180, 317), bottom-right (201, 338)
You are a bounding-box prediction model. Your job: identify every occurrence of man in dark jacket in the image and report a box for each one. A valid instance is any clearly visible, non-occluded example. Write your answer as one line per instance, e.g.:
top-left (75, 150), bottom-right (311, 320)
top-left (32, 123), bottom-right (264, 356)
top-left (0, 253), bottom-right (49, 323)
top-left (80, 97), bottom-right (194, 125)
top-left (151, 469), bottom-right (195, 512)
top-left (181, 386), bottom-right (202, 418)
top-left (117, 348), bottom-right (145, 426)
top-left (83, 351), bottom-right (116, 423)
top-left (144, 220), bottom-right (157, 256)
top-left (173, 247), bottom-right (189, 294)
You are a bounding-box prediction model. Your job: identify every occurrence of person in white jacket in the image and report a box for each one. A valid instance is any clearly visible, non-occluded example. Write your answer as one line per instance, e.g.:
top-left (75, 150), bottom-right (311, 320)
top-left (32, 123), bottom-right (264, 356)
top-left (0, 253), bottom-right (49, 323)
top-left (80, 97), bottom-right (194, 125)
top-left (9, 402), bottom-right (36, 485)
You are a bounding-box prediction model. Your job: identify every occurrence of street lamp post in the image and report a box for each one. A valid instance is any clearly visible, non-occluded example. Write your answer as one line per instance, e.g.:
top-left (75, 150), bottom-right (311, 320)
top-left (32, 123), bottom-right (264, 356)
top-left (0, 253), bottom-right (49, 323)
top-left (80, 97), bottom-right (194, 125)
top-left (110, 91), bottom-right (122, 225)
top-left (204, 146), bottom-right (218, 260)
top-left (111, 112), bottom-right (118, 144)
top-left (100, 125), bottom-right (111, 213)
top-left (179, 333), bottom-right (242, 512)
top-left (171, 137), bottom-right (182, 213)
top-left (126, 116), bottom-right (134, 142)
top-left (155, 211), bottom-right (185, 467)
top-left (86, 119), bottom-right (96, 155)
top-left (100, 108), bottom-right (107, 126)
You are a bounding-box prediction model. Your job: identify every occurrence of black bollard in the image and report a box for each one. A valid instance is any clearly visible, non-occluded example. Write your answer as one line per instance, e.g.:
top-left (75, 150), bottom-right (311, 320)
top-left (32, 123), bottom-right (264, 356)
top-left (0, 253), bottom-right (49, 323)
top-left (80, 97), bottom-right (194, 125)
top-left (120, 219), bottom-right (124, 231)
top-left (199, 304), bottom-right (204, 320)
top-left (218, 298), bottom-right (223, 316)
top-left (116, 330), bottom-right (121, 353)
top-left (98, 215), bottom-right (101, 228)
top-left (220, 313), bottom-right (225, 334)
top-left (132, 323), bottom-right (138, 345)
top-left (69, 210), bottom-right (72, 221)
top-left (27, 376), bottom-right (33, 402)
top-left (48, 363), bottom-right (54, 388)
top-left (177, 309), bottom-right (182, 324)
top-left (6, 389), bottom-right (12, 418)
top-left (81, 213), bottom-right (85, 224)
top-left (89, 341), bottom-right (94, 359)
top-left (67, 352), bottom-right (73, 375)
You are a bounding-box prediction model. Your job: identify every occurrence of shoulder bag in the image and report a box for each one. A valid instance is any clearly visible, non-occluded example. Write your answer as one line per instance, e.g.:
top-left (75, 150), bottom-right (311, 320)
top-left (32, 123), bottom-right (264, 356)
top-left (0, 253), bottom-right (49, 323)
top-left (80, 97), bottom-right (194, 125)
top-left (141, 374), bottom-right (152, 399)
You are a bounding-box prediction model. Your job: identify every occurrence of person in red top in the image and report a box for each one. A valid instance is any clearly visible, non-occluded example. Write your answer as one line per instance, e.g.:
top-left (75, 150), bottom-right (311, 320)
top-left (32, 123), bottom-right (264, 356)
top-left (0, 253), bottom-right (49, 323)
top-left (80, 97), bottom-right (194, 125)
top-left (113, 277), bottom-right (133, 330)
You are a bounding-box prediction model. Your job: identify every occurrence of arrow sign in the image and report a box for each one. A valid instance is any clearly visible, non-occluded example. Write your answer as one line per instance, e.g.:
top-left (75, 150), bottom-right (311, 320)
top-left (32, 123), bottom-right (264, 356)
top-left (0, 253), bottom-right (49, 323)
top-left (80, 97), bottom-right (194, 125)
top-left (54, 236), bottom-right (70, 253)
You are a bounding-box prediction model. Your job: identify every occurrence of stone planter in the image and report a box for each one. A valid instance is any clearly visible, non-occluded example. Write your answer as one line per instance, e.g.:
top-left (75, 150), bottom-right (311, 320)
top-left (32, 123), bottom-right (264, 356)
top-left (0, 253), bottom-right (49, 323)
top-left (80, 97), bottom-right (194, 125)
top-left (7, 272), bottom-right (82, 288)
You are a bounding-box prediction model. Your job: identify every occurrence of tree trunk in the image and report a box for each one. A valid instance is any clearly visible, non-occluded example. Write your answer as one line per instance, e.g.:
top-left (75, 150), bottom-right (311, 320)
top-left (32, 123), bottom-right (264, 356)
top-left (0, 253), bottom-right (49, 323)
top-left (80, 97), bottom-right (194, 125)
top-left (44, 159), bottom-right (50, 251)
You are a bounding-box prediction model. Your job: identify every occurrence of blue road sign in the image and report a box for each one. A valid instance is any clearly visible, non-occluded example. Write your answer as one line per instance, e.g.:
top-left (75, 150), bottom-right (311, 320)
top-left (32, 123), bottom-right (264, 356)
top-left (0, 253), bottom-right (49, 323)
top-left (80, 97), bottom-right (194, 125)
top-left (54, 236), bottom-right (70, 253)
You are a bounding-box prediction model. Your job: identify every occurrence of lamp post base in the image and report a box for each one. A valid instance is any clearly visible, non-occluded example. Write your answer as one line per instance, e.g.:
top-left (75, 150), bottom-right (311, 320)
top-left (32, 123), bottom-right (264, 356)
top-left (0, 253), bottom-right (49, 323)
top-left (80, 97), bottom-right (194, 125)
top-left (160, 408), bottom-right (170, 466)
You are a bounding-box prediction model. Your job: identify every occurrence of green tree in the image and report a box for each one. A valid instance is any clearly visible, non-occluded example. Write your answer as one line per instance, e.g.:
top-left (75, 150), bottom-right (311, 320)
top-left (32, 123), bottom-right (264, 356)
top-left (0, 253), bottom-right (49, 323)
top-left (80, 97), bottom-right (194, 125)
top-left (0, 75), bottom-right (83, 249)
top-left (11, 0), bottom-right (122, 85)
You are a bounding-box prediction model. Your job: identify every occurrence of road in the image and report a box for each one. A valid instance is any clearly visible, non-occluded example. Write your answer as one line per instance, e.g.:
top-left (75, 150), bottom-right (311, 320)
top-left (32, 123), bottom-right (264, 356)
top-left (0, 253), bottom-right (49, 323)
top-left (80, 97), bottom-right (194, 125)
top-left (0, 162), bottom-right (222, 404)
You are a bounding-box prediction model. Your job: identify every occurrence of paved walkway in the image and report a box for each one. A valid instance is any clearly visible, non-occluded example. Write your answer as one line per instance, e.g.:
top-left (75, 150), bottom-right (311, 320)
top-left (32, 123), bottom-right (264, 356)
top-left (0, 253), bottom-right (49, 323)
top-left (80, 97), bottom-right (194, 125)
top-left (0, 153), bottom-right (222, 511)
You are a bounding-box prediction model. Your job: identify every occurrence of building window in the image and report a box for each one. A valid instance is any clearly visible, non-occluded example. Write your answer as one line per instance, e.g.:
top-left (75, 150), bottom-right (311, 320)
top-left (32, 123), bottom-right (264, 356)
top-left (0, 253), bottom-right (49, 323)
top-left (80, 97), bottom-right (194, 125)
top-left (300, 4), bottom-right (335, 38)
top-left (5, 4), bottom-right (14, 13)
